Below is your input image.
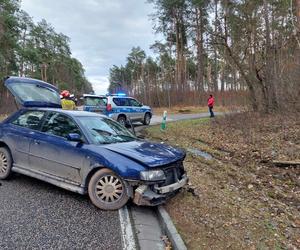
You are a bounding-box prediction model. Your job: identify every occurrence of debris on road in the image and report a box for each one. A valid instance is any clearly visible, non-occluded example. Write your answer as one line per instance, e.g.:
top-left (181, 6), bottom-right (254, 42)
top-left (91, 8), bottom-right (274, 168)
top-left (161, 235), bottom-right (172, 250)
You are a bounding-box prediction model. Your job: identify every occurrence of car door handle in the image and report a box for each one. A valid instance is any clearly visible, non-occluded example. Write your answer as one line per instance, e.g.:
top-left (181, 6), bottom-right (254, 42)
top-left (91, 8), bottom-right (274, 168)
top-left (33, 140), bottom-right (40, 145)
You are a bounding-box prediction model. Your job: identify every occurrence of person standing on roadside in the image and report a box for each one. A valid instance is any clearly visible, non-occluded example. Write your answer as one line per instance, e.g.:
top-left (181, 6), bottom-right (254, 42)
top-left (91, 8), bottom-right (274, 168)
top-left (207, 94), bottom-right (215, 118)
top-left (61, 90), bottom-right (76, 110)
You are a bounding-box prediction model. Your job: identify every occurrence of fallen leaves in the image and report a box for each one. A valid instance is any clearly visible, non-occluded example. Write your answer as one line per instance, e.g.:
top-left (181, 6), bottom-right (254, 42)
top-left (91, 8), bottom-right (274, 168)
top-left (145, 112), bottom-right (300, 249)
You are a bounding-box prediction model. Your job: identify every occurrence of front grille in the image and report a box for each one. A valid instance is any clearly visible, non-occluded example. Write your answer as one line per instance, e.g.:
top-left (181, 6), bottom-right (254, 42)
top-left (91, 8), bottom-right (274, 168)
top-left (162, 161), bottom-right (184, 186)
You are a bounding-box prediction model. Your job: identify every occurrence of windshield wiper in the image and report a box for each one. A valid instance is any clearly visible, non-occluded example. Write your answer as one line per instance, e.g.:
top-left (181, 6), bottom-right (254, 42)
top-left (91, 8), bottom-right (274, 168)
top-left (92, 128), bottom-right (135, 143)
top-left (92, 128), bottom-right (113, 136)
top-left (112, 134), bottom-right (136, 141)
top-left (99, 141), bottom-right (113, 144)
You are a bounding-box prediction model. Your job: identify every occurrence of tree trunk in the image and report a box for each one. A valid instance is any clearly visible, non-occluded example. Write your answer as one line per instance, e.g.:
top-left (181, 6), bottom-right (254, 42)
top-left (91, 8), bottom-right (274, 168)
top-left (263, 0), bottom-right (278, 112)
top-left (213, 0), bottom-right (218, 93)
top-left (224, 43), bottom-right (258, 111)
top-left (296, 0), bottom-right (300, 31)
top-left (220, 62), bottom-right (225, 106)
top-left (195, 7), bottom-right (204, 95)
top-left (173, 8), bottom-right (186, 104)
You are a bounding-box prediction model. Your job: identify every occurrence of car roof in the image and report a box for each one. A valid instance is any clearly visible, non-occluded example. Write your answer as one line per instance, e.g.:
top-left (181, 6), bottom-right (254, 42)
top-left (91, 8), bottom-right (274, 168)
top-left (83, 94), bottom-right (106, 98)
top-left (26, 108), bottom-right (106, 118)
top-left (109, 96), bottom-right (133, 99)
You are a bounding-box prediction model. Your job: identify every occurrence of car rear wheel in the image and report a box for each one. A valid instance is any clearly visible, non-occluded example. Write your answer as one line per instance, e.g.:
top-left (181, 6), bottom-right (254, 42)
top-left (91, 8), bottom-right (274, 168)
top-left (143, 113), bottom-right (151, 125)
top-left (117, 115), bottom-right (126, 127)
top-left (88, 168), bottom-right (129, 210)
top-left (0, 147), bottom-right (13, 180)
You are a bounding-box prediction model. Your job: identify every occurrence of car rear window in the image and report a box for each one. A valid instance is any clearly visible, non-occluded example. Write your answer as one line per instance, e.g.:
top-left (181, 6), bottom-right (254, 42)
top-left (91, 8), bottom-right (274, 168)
top-left (84, 97), bottom-right (107, 106)
top-left (113, 98), bottom-right (130, 106)
top-left (9, 82), bottom-right (61, 104)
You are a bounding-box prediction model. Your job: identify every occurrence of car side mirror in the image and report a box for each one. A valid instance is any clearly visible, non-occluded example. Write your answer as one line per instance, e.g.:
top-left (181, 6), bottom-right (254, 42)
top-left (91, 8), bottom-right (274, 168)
top-left (139, 103), bottom-right (143, 107)
top-left (67, 133), bottom-right (82, 142)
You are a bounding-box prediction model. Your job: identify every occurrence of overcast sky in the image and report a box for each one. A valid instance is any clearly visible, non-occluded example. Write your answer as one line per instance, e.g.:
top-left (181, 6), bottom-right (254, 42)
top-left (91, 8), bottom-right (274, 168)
top-left (21, 0), bottom-right (160, 94)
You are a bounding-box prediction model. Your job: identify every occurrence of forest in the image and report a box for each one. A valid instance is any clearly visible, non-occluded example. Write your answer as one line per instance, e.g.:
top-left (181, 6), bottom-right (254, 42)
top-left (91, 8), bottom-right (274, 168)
top-left (109, 0), bottom-right (300, 112)
top-left (0, 0), bottom-right (93, 112)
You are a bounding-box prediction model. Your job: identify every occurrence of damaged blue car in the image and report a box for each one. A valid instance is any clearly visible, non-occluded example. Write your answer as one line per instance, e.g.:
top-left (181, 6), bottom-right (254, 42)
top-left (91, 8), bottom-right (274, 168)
top-left (0, 77), bottom-right (188, 210)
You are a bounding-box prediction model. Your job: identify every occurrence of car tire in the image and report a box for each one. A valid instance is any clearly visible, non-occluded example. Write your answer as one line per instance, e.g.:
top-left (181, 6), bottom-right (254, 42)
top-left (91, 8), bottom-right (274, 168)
top-left (143, 113), bottom-right (151, 125)
top-left (0, 147), bottom-right (13, 180)
top-left (88, 168), bottom-right (129, 210)
top-left (117, 115), bottom-right (126, 127)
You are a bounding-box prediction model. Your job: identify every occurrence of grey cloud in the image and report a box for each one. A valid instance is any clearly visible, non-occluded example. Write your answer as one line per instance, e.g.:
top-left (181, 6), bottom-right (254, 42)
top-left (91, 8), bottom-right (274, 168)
top-left (21, 0), bottom-right (160, 94)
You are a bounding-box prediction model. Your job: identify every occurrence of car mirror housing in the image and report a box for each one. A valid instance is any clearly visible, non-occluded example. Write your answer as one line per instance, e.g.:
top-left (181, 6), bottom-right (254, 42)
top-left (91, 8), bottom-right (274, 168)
top-left (67, 133), bottom-right (82, 142)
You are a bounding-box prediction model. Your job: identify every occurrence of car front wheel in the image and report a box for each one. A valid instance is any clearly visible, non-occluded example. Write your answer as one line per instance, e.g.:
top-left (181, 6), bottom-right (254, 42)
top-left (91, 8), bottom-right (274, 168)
top-left (88, 168), bottom-right (129, 210)
top-left (0, 147), bottom-right (13, 180)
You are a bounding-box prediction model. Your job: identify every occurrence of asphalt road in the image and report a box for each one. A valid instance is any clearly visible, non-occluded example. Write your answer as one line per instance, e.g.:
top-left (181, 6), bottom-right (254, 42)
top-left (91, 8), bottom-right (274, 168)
top-left (150, 112), bottom-right (222, 125)
top-left (0, 174), bottom-right (122, 250)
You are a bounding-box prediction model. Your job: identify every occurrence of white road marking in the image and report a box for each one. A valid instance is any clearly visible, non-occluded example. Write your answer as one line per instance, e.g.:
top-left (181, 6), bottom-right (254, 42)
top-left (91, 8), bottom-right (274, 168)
top-left (119, 206), bottom-right (137, 250)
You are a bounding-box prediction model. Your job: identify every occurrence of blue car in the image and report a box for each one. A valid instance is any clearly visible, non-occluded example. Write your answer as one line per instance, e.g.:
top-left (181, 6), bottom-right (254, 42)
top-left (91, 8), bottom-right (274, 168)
top-left (0, 77), bottom-right (188, 210)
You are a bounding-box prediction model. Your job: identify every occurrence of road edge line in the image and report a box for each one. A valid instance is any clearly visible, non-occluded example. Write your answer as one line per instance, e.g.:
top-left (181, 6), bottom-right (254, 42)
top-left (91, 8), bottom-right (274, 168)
top-left (119, 205), bottom-right (137, 250)
top-left (157, 206), bottom-right (187, 250)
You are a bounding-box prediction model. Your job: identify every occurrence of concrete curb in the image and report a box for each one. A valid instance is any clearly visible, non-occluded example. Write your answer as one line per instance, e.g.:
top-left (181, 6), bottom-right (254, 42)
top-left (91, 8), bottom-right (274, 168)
top-left (130, 206), bottom-right (165, 250)
top-left (156, 206), bottom-right (187, 250)
top-left (119, 206), bottom-right (137, 250)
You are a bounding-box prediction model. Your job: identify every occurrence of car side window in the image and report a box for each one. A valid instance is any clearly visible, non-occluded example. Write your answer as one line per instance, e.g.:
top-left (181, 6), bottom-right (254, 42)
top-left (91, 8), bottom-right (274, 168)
top-left (11, 111), bottom-right (45, 130)
top-left (113, 98), bottom-right (130, 106)
top-left (129, 99), bottom-right (141, 107)
top-left (41, 112), bottom-right (82, 139)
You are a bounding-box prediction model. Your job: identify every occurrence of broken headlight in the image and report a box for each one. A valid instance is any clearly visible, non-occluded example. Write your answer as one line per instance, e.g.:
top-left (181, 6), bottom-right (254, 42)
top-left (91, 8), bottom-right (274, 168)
top-left (140, 170), bottom-right (166, 181)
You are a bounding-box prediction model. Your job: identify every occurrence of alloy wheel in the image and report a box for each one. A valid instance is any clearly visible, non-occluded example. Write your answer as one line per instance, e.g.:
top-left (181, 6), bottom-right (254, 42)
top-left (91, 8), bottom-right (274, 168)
top-left (0, 152), bottom-right (8, 174)
top-left (95, 175), bottom-right (123, 203)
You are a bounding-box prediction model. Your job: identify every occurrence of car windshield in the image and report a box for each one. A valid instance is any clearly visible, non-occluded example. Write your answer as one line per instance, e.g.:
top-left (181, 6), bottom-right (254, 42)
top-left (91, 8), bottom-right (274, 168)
top-left (78, 116), bottom-right (136, 144)
top-left (84, 97), bottom-right (107, 106)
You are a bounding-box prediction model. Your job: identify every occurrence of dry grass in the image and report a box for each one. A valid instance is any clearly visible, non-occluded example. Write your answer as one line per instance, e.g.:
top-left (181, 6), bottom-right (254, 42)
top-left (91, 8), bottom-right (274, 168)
top-left (144, 113), bottom-right (300, 249)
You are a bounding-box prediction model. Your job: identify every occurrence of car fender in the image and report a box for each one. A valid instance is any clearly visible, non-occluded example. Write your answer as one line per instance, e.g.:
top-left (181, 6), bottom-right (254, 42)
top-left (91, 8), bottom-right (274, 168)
top-left (117, 113), bottom-right (128, 120)
top-left (81, 145), bottom-right (147, 187)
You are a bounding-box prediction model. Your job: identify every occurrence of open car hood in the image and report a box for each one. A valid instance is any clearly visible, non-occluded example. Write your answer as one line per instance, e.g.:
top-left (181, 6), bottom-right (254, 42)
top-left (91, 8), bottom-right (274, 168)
top-left (102, 140), bottom-right (186, 168)
top-left (4, 77), bottom-right (62, 108)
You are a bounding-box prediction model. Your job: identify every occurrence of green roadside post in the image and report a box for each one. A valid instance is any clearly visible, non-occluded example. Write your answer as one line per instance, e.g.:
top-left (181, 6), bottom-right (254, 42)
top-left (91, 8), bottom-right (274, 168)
top-left (161, 110), bottom-right (167, 131)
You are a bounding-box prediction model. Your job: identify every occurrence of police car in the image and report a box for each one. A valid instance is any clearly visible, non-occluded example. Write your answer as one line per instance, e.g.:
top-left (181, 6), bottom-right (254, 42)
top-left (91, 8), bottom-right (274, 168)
top-left (83, 94), bottom-right (152, 126)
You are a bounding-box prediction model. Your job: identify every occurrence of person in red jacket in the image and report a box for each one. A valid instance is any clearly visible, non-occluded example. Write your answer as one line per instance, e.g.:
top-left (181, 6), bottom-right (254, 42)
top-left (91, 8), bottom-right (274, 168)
top-left (207, 94), bottom-right (215, 118)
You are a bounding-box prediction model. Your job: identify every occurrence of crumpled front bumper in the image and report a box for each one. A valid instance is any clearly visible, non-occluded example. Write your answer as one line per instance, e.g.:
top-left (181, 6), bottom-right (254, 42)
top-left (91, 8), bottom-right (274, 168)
top-left (133, 174), bottom-right (188, 206)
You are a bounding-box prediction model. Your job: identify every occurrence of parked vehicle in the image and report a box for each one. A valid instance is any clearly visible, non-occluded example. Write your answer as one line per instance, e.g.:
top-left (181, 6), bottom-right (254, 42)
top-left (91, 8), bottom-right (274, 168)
top-left (0, 77), bottom-right (188, 210)
top-left (83, 93), bottom-right (152, 126)
top-left (82, 94), bottom-right (107, 113)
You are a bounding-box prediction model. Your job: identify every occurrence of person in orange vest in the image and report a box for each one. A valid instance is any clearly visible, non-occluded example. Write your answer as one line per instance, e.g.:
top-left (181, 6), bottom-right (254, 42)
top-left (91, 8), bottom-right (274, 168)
top-left (61, 90), bottom-right (76, 110)
top-left (207, 94), bottom-right (215, 118)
